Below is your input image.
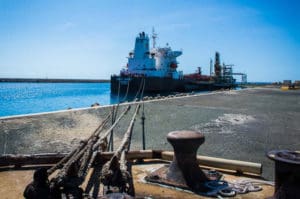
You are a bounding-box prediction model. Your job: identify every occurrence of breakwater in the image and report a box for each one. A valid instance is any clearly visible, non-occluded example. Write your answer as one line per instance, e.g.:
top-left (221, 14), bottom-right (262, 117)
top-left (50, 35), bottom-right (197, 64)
top-left (0, 78), bottom-right (110, 83)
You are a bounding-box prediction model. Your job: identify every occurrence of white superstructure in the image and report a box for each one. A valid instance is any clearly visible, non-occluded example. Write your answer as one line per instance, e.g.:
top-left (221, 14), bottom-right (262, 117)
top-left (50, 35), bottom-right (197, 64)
top-left (121, 31), bottom-right (183, 79)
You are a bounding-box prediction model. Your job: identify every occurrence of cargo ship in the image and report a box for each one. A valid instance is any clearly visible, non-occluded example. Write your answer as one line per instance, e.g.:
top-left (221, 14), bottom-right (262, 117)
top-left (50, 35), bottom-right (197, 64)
top-left (111, 31), bottom-right (243, 95)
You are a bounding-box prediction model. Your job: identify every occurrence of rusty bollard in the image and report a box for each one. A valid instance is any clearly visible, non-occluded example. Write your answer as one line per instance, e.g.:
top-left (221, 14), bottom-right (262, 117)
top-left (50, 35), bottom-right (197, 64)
top-left (267, 150), bottom-right (300, 199)
top-left (166, 130), bottom-right (209, 191)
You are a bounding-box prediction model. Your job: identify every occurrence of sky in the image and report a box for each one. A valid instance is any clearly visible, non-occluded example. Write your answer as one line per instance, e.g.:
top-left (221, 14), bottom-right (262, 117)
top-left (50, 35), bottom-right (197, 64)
top-left (0, 0), bottom-right (299, 82)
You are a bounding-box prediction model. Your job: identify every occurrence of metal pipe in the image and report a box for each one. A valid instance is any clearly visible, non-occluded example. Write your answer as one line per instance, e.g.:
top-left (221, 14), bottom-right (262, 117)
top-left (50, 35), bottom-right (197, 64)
top-left (0, 150), bottom-right (262, 175)
top-left (161, 152), bottom-right (262, 175)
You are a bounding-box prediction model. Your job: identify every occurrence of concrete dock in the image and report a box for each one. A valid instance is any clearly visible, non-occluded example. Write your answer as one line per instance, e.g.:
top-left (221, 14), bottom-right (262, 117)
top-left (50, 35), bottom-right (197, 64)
top-left (0, 87), bottom-right (299, 180)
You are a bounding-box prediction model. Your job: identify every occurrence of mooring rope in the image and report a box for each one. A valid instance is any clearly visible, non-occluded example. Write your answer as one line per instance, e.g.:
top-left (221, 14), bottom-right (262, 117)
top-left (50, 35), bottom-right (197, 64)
top-left (108, 75), bottom-right (134, 151)
top-left (121, 78), bottom-right (130, 102)
top-left (117, 77), bottom-right (121, 102)
top-left (203, 177), bottom-right (275, 198)
top-left (116, 104), bottom-right (140, 153)
top-left (107, 77), bottom-right (144, 151)
top-left (48, 76), bottom-right (145, 198)
top-left (47, 104), bottom-right (134, 199)
top-left (228, 178), bottom-right (274, 194)
top-left (133, 77), bottom-right (145, 101)
top-left (108, 106), bottom-right (117, 151)
top-left (92, 106), bottom-right (131, 153)
top-left (47, 113), bottom-right (111, 175)
top-left (100, 104), bottom-right (140, 196)
top-left (140, 77), bottom-right (145, 100)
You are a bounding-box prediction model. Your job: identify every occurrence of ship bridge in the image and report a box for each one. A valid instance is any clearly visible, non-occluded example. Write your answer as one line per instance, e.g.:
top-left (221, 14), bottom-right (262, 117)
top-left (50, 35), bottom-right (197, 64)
top-left (124, 31), bottom-right (183, 79)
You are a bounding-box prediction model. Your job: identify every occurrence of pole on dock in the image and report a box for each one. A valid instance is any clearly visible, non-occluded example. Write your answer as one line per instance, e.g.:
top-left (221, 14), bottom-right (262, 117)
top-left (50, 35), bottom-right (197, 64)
top-left (110, 107), bottom-right (115, 151)
top-left (210, 58), bottom-right (212, 77)
top-left (110, 125), bottom-right (114, 151)
top-left (141, 103), bottom-right (146, 150)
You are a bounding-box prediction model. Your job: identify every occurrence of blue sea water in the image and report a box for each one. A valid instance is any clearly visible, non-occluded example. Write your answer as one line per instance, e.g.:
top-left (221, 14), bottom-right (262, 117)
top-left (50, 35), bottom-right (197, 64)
top-left (0, 82), bottom-right (249, 117)
top-left (0, 82), bottom-right (113, 117)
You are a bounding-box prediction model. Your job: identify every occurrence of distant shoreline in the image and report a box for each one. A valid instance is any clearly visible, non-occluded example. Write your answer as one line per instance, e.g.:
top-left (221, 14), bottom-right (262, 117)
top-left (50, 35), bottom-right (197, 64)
top-left (0, 78), bottom-right (110, 83)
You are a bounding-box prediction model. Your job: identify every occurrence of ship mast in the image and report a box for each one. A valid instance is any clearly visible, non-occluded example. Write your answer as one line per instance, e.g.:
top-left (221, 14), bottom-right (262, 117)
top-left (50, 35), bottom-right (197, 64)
top-left (152, 27), bottom-right (157, 49)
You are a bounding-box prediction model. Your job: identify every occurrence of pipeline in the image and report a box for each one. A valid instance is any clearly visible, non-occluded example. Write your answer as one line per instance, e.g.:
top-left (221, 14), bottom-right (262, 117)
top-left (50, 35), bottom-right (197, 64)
top-left (0, 150), bottom-right (262, 176)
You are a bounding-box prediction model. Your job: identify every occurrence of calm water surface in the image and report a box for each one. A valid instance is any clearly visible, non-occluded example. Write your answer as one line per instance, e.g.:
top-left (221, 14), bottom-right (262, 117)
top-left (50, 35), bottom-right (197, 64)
top-left (0, 83), bottom-right (112, 117)
top-left (0, 82), bottom-right (244, 117)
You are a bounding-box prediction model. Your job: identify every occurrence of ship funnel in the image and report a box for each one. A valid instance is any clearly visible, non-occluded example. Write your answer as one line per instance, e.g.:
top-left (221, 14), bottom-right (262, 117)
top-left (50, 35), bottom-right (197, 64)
top-left (134, 32), bottom-right (150, 59)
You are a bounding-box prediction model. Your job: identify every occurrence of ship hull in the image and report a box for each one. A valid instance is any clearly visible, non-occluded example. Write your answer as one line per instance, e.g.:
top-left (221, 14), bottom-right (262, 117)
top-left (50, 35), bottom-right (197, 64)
top-left (184, 80), bottom-right (237, 91)
top-left (111, 76), bottom-right (237, 95)
top-left (111, 76), bottom-right (185, 95)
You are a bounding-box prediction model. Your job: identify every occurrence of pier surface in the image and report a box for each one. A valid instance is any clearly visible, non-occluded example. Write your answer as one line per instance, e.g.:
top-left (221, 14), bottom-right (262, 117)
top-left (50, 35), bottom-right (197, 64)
top-left (0, 87), bottom-right (299, 180)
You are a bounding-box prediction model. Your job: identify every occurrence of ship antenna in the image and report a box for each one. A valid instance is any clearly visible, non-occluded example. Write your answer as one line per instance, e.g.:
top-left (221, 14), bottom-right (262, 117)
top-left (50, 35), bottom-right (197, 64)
top-left (152, 27), bottom-right (157, 48)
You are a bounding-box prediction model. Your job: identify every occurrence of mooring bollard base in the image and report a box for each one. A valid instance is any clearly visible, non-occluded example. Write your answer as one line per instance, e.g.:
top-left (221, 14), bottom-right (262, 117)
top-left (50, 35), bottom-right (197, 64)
top-left (145, 131), bottom-right (210, 192)
top-left (267, 150), bottom-right (300, 199)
